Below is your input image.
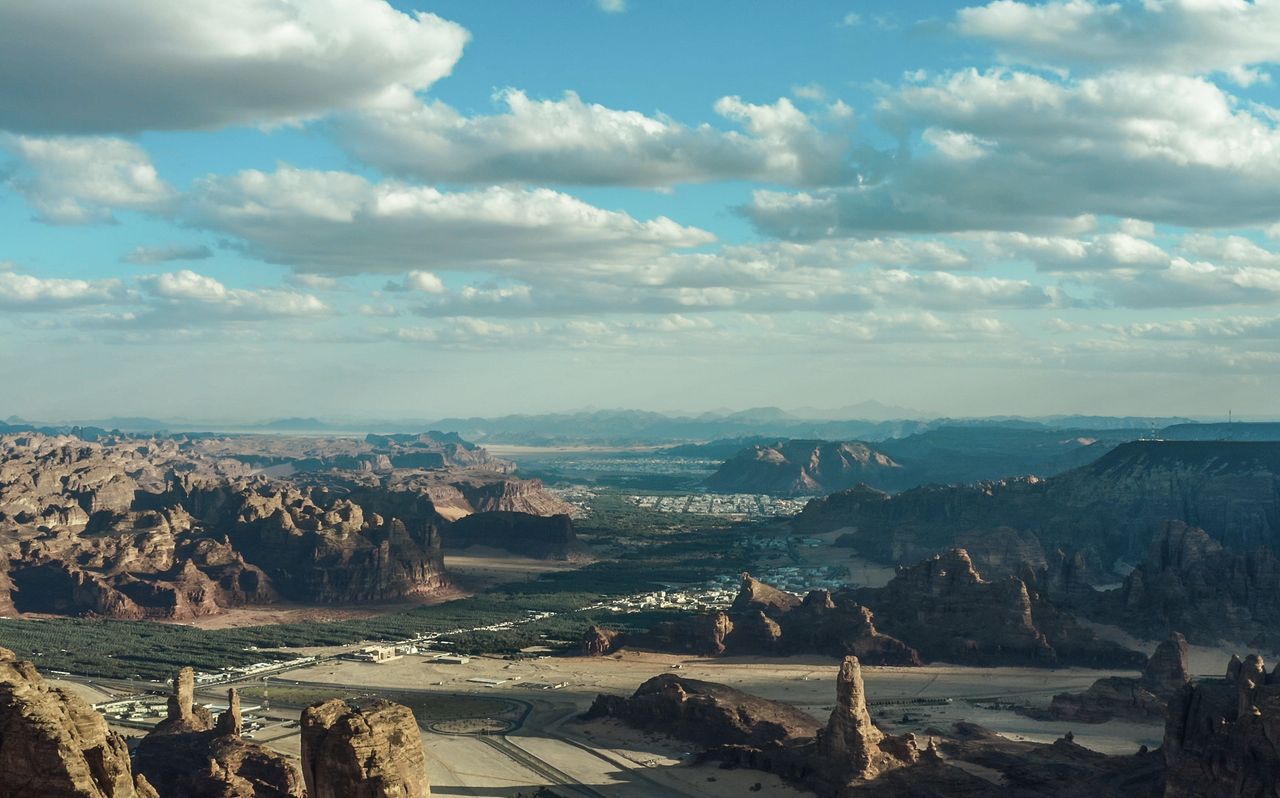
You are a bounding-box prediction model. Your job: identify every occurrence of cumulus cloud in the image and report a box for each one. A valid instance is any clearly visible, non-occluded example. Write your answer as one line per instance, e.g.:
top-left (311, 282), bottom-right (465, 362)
top-left (957, 0), bottom-right (1280, 82)
top-left (122, 244), bottom-right (214, 264)
top-left (746, 69), bottom-right (1280, 237)
top-left (0, 0), bottom-right (468, 133)
top-left (1, 135), bottom-right (174, 224)
top-left (186, 165), bottom-right (716, 276)
top-left (0, 270), bottom-right (122, 310)
top-left (337, 90), bottom-right (854, 187)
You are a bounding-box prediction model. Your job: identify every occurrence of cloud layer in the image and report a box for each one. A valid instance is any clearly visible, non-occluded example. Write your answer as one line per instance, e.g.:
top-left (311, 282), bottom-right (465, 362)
top-left (0, 0), bottom-right (468, 133)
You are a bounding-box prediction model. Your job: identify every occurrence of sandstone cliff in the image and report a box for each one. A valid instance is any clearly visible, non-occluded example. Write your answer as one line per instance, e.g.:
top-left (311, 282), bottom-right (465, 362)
top-left (301, 698), bottom-right (430, 798)
top-left (0, 646), bottom-right (153, 798)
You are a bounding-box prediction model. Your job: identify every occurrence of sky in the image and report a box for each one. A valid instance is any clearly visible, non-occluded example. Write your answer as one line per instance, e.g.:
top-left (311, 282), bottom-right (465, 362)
top-left (3, 0), bottom-right (1280, 422)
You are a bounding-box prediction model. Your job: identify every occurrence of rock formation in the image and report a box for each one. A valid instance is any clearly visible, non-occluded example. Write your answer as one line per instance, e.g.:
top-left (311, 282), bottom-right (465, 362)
top-left (0, 646), bottom-right (153, 798)
top-left (818, 657), bottom-right (886, 778)
top-left (583, 574), bottom-right (919, 664)
top-left (301, 698), bottom-right (430, 798)
top-left (0, 431), bottom-right (576, 618)
top-left (1034, 633), bottom-right (1190, 723)
top-left (587, 656), bottom-right (1169, 797)
top-left (585, 672), bottom-right (822, 750)
top-left (1111, 521), bottom-right (1280, 647)
top-left (444, 511), bottom-right (577, 559)
top-left (850, 549), bottom-right (1141, 667)
top-left (580, 625), bottom-right (622, 656)
top-left (135, 668), bottom-right (304, 797)
top-left (706, 439), bottom-right (908, 496)
top-left (1163, 652), bottom-right (1280, 797)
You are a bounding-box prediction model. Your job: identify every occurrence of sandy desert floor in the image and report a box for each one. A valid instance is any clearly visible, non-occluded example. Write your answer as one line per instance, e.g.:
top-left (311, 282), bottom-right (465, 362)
top-left (212, 646), bottom-right (1190, 797)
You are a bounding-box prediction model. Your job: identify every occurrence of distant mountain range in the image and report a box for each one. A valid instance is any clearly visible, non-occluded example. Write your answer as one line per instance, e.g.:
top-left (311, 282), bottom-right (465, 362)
top-left (0, 409), bottom-right (1244, 446)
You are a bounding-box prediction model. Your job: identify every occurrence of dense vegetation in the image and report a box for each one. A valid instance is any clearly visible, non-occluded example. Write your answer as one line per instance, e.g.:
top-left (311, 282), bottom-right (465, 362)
top-left (0, 497), bottom-right (752, 679)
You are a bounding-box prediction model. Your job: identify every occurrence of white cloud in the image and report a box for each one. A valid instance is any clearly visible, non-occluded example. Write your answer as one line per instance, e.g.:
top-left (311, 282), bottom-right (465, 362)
top-left (747, 69), bottom-right (1280, 237)
top-left (186, 165), bottom-right (716, 276)
top-left (597, 0), bottom-right (627, 12)
top-left (122, 244), bottom-right (214, 264)
top-left (1, 135), bottom-right (174, 224)
top-left (0, 0), bottom-right (468, 133)
top-left (839, 12), bottom-right (862, 27)
top-left (957, 0), bottom-right (1280, 81)
top-left (0, 270), bottom-right (121, 309)
top-left (983, 231), bottom-right (1169, 271)
top-left (406, 271), bottom-right (446, 293)
top-left (131, 269), bottom-right (331, 323)
top-left (337, 90), bottom-right (854, 187)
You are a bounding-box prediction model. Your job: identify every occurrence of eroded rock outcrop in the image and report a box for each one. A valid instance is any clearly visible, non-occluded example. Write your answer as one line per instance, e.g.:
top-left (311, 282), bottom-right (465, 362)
top-left (818, 657), bottom-right (887, 778)
top-left (587, 656), bottom-right (1164, 797)
top-left (580, 625), bottom-right (622, 656)
top-left (301, 698), bottom-right (430, 798)
top-left (135, 670), bottom-right (304, 798)
top-left (585, 672), bottom-right (822, 750)
top-left (0, 431), bottom-right (575, 618)
top-left (1112, 521), bottom-right (1280, 647)
top-left (1163, 652), bottom-right (1280, 797)
top-left (1035, 633), bottom-right (1190, 723)
top-left (0, 646), bottom-right (152, 798)
top-left (851, 549), bottom-right (1142, 667)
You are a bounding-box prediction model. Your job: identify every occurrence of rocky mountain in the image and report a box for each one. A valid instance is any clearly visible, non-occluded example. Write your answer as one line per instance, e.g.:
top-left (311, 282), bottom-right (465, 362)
top-left (1163, 652), bottom-right (1280, 798)
top-left (301, 699), bottom-right (429, 798)
top-left (0, 432), bottom-right (572, 618)
top-left (0, 646), bottom-right (155, 798)
top-left (795, 440), bottom-right (1280, 577)
top-left (705, 440), bottom-right (908, 496)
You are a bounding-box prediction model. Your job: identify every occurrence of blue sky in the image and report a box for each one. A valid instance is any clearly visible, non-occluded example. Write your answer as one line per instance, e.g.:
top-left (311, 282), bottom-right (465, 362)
top-left (2, 0), bottom-right (1280, 422)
